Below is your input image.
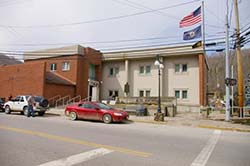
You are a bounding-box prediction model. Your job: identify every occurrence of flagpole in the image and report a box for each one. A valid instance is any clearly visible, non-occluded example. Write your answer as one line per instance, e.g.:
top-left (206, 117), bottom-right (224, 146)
top-left (202, 1), bottom-right (205, 51)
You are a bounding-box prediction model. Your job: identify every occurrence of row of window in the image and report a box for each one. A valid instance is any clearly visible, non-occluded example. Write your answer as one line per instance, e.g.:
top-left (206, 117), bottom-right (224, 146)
top-left (109, 63), bottom-right (188, 76)
top-left (108, 89), bottom-right (188, 99)
top-left (108, 90), bottom-right (151, 98)
top-left (50, 62), bottom-right (70, 71)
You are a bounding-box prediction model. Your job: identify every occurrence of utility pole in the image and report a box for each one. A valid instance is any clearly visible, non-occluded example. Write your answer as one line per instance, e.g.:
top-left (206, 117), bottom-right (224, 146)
top-left (234, 0), bottom-right (244, 117)
top-left (225, 0), bottom-right (230, 121)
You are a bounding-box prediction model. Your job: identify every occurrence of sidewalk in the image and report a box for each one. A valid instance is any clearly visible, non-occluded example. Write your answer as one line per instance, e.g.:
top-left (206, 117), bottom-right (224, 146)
top-left (47, 108), bottom-right (250, 132)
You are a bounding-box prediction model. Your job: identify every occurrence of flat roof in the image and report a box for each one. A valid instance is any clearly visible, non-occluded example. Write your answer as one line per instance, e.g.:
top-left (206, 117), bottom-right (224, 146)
top-left (23, 45), bottom-right (85, 60)
top-left (102, 43), bottom-right (204, 61)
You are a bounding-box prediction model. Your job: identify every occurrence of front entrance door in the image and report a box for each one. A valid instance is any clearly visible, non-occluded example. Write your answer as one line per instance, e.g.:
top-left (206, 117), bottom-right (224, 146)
top-left (88, 79), bottom-right (99, 102)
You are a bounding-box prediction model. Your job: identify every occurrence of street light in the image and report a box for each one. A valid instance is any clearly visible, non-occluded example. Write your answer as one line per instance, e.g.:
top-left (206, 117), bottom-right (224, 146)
top-left (154, 54), bottom-right (164, 113)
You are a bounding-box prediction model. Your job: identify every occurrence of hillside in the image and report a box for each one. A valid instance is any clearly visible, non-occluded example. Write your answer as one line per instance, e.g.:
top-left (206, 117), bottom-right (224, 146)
top-left (0, 53), bottom-right (22, 66)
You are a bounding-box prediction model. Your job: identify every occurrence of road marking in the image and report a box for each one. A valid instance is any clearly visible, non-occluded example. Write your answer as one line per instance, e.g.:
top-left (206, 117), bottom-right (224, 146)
top-left (38, 148), bottom-right (113, 166)
top-left (191, 130), bottom-right (221, 166)
top-left (0, 125), bottom-right (152, 157)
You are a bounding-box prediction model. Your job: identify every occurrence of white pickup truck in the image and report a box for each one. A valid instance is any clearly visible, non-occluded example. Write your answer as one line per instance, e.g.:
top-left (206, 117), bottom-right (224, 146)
top-left (4, 95), bottom-right (49, 116)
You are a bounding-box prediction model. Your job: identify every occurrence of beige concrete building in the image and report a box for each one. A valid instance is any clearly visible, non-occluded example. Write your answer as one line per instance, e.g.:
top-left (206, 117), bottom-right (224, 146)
top-left (101, 44), bottom-right (208, 111)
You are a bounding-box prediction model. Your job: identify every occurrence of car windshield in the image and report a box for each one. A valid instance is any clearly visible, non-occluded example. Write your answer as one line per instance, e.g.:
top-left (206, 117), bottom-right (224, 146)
top-left (96, 103), bottom-right (112, 110)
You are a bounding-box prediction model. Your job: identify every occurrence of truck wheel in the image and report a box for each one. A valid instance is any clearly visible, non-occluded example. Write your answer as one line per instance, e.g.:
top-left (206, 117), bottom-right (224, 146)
top-left (23, 106), bottom-right (29, 116)
top-left (5, 105), bottom-right (11, 114)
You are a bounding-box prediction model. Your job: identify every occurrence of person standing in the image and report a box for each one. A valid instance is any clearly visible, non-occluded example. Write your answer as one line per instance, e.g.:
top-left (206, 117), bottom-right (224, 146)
top-left (27, 95), bottom-right (35, 117)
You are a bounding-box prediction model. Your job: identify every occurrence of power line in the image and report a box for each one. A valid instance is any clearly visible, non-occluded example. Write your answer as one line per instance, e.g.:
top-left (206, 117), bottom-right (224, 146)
top-left (0, 0), bottom-right (200, 29)
top-left (118, 0), bottom-right (179, 20)
top-left (0, 36), bottom-right (229, 54)
top-left (0, 31), bottom-right (226, 48)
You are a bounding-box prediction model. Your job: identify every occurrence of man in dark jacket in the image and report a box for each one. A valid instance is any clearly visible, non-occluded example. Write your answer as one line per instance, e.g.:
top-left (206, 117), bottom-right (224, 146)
top-left (27, 95), bottom-right (35, 117)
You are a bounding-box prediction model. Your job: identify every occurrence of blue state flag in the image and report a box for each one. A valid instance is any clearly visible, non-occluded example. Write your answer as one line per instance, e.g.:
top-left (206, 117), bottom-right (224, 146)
top-left (183, 25), bottom-right (201, 40)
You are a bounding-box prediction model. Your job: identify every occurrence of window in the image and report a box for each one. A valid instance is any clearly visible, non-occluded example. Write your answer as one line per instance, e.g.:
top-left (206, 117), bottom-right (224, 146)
top-left (175, 90), bottom-right (180, 98)
top-left (109, 90), bottom-right (113, 97)
top-left (175, 64), bottom-right (188, 73)
top-left (62, 62), bottom-right (70, 71)
top-left (109, 67), bottom-right (119, 76)
top-left (109, 90), bottom-right (119, 99)
top-left (175, 90), bottom-right (188, 99)
top-left (182, 90), bottom-right (188, 99)
top-left (175, 64), bottom-right (180, 72)
top-left (89, 64), bottom-right (96, 80)
top-left (139, 90), bottom-right (151, 97)
top-left (145, 66), bottom-right (151, 74)
top-left (139, 65), bottom-right (151, 74)
top-left (114, 90), bottom-right (119, 97)
top-left (109, 68), bottom-right (114, 76)
top-left (139, 66), bottom-right (144, 74)
top-left (182, 64), bottom-right (188, 72)
top-left (50, 63), bottom-right (57, 71)
top-left (145, 90), bottom-right (151, 97)
top-left (81, 103), bottom-right (95, 109)
top-left (115, 67), bottom-right (119, 75)
top-left (139, 90), bottom-right (144, 97)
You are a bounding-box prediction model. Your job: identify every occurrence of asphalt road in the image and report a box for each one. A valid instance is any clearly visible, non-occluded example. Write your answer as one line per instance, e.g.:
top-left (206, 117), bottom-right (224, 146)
top-left (0, 113), bottom-right (250, 166)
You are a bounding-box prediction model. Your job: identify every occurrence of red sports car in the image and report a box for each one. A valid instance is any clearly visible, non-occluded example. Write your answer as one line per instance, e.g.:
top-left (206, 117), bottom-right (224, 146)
top-left (65, 101), bottom-right (129, 123)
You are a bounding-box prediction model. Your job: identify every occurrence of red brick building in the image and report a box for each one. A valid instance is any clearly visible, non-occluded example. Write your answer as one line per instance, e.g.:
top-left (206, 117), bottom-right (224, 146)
top-left (0, 45), bottom-right (102, 103)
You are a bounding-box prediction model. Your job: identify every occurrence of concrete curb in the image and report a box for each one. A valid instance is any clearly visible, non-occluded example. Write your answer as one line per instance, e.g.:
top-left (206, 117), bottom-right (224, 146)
top-left (197, 125), bottom-right (250, 133)
top-left (129, 120), bottom-right (167, 125)
top-left (46, 112), bottom-right (250, 132)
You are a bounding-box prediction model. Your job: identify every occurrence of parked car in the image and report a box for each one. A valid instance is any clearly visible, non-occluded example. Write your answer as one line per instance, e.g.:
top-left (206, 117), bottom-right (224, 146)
top-left (65, 101), bottom-right (129, 123)
top-left (0, 98), bottom-right (5, 111)
top-left (4, 95), bottom-right (49, 116)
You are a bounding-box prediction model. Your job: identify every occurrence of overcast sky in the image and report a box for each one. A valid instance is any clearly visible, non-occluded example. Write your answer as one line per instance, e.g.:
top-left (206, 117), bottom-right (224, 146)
top-left (0, 0), bottom-right (249, 59)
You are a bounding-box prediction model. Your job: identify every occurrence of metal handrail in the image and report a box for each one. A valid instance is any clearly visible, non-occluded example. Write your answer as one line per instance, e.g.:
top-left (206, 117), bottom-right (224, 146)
top-left (55, 95), bottom-right (70, 108)
top-left (81, 96), bottom-right (91, 102)
top-left (67, 95), bottom-right (81, 105)
top-left (48, 95), bottom-right (61, 107)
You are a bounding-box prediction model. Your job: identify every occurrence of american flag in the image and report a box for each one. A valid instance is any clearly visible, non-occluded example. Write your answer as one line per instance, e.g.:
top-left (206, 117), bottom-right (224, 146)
top-left (179, 6), bottom-right (201, 28)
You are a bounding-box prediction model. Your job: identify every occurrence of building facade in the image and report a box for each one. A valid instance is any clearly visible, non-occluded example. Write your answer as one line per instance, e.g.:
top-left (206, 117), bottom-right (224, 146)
top-left (101, 44), bottom-right (208, 110)
top-left (0, 45), bottom-right (102, 103)
top-left (0, 44), bottom-right (208, 110)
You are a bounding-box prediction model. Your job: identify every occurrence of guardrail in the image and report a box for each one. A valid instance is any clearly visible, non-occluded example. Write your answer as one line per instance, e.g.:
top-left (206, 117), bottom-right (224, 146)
top-left (201, 106), bottom-right (250, 118)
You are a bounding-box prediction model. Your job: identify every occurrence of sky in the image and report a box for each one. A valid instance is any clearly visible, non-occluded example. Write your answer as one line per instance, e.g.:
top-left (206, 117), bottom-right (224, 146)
top-left (0, 0), bottom-right (249, 60)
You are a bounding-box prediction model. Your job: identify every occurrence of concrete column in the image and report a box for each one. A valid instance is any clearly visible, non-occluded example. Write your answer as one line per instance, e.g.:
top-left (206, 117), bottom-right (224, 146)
top-left (125, 59), bottom-right (129, 97)
top-left (199, 54), bottom-right (205, 106)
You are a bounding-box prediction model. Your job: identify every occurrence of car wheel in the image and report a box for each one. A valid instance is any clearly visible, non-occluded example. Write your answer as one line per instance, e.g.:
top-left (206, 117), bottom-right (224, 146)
top-left (38, 111), bottom-right (45, 116)
top-left (103, 114), bottom-right (112, 124)
top-left (5, 105), bottom-right (11, 114)
top-left (23, 106), bottom-right (29, 116)
top-left (69, 112), bottom-right (77, 121)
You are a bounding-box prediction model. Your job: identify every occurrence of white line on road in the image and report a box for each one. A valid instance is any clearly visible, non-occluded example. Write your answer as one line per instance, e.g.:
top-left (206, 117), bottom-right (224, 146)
top-left (38, 148), bottom-right (113, 166)
top-left (191, 130), bottom-right (221, 166)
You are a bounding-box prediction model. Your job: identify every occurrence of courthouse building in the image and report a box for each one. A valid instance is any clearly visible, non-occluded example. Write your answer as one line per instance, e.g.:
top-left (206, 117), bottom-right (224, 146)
top-left (0, 44), bottom-right (208, 110)
top-left (102, 44), bottom-right (208, 111)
